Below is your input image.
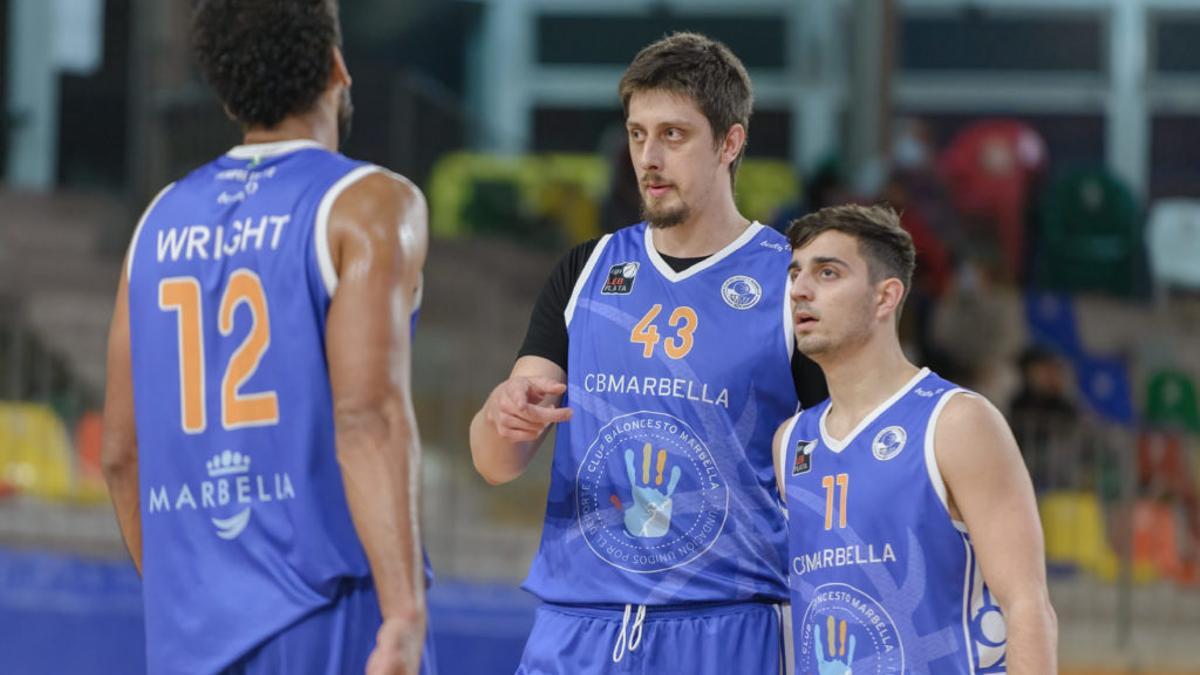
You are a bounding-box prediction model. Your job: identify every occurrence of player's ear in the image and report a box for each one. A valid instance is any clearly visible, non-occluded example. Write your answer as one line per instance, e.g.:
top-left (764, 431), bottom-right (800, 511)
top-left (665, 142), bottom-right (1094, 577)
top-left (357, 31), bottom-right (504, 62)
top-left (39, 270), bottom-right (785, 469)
top-left (719, 123), bottom-right (746, 166)
top-left (330, 47), bottom-right (352, 89)
top-left (876, 277), bottom-right (905, 321)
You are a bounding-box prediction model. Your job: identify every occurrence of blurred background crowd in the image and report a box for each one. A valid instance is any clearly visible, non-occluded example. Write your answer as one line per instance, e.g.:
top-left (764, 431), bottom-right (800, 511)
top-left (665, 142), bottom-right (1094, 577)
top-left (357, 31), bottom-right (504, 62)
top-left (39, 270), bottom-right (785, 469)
top-left (2, 0), bottom-right (1200, 672)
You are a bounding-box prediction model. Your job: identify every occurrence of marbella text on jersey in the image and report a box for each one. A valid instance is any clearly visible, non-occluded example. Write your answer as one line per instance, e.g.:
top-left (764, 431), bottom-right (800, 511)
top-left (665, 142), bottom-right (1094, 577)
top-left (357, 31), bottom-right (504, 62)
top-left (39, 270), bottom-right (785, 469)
top-left (145, 450), bottom-right (297, 541)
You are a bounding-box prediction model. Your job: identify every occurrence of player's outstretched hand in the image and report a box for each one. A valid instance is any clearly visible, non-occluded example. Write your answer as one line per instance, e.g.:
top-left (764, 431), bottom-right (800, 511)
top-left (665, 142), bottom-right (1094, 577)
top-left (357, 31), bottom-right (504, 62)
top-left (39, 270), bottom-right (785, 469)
top-left (483, 375), bottom-right (572, 441)
top-left (365, 617), bottom-right (424, 675)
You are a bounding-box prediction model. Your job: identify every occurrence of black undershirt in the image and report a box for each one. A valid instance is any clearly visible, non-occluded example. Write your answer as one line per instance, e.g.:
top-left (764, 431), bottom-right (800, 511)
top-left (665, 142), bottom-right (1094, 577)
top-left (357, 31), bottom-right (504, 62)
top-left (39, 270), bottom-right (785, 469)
top-left (517, 238), bottom-right (828, 408)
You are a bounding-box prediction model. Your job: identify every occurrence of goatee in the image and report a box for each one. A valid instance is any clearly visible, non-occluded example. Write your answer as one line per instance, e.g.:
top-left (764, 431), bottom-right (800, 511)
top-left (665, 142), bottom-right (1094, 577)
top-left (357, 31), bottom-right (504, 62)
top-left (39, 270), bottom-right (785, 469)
top-left (642, 202), bottom-right (689, 229)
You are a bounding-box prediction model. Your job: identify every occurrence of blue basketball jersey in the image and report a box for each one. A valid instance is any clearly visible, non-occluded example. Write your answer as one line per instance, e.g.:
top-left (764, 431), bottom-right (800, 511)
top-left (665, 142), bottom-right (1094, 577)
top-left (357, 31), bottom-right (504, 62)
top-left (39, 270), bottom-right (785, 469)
top-left (126, 140), bottom-right (416, 674)
top-left (523, 221), bottom-right (798, 605)
top-left (781, 369), bottom-right (1008, 674)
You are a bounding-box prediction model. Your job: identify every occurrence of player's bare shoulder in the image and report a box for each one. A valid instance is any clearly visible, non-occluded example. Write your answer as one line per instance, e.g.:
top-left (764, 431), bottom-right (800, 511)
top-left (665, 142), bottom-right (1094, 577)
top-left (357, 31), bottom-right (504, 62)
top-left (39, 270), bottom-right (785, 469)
top-left (932, 390), bottom-right (1022, 494)
top-left (935, 392), bottom-right (1010, 449)
top-left (328, 168), bottom-right (428, 265)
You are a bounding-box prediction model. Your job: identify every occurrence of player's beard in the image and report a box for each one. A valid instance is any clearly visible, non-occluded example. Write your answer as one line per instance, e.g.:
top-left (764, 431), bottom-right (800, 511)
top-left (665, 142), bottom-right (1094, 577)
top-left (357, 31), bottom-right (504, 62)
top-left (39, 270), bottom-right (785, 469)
top-left (337, 86), bottom-right (354, 149)
top-left (641, 192), bottom-right (690, 229)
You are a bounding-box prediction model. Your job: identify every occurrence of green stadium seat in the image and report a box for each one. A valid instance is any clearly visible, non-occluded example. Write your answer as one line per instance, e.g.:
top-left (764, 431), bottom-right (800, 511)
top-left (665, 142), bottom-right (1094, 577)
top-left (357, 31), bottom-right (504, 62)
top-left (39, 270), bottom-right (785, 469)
top-left (1144, 369), bottom-right (1200, 433)
top-left (1034, 167), bottom-right (1142, 296)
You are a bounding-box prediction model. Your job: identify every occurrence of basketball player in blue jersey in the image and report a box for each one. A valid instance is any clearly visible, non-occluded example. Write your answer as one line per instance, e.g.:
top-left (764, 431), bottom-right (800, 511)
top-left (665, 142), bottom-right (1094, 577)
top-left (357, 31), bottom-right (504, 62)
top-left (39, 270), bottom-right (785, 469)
top-left (470, 33), bottom-right (826, 673)
top-left (100, 2), bottom-right (432, 673)
top-left (774, 204), bottom-right (1057, 673)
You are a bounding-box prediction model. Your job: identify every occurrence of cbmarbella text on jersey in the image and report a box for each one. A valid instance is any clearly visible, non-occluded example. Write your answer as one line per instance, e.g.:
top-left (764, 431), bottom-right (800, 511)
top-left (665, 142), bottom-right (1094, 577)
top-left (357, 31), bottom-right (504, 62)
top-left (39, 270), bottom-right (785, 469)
top-left (582, 371), bottom-right (731, 408)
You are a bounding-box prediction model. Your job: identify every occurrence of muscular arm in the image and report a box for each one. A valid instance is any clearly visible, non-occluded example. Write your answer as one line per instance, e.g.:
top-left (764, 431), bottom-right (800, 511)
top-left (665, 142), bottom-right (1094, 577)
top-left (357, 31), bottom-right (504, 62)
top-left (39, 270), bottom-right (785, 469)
top-left (101, 270), bottom-right (142, 574)
top-left (325, 172), bottom-right (427, 644)
top-left (937, 394), bottom-right (1057, 673)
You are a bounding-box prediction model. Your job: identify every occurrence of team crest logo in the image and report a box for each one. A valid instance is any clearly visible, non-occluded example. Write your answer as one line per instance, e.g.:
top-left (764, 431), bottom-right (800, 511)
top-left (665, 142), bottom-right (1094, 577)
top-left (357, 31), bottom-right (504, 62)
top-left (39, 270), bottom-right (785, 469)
top-left (720, 275), bottom-right (762, 310)
top-left (872, 426), bottom-right (907, 461)
top-left (798, 583), bottom-right (905, 674)
top-left (793, 439), bottom-right (816, 475)
top-left (576, 412), bottom-right (729, 573)
top-left (144, 450), bottom-right (297, 541)
top-left (602, 262), bottom-right (639, 295)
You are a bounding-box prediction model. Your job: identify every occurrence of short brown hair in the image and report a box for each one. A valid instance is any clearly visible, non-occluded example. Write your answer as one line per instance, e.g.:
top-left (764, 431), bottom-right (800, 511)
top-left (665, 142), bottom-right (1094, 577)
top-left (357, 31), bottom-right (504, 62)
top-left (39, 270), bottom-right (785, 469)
top-left (618, 32), bottom-right (753, 183)
top-left (787, 204), bottom-right (916, 308)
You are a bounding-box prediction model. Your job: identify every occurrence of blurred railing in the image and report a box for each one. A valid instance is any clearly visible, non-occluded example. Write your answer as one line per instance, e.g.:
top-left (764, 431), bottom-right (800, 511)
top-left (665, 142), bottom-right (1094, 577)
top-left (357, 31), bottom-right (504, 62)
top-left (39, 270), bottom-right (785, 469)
top-left (1017, 409), bottom-right (1200, 669)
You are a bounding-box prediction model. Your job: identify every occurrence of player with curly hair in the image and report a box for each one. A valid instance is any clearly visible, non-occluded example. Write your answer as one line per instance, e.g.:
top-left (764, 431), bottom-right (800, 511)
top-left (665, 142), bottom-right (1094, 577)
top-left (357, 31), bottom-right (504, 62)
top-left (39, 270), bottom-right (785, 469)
top-left (102, 2), bottom-right (434, 673)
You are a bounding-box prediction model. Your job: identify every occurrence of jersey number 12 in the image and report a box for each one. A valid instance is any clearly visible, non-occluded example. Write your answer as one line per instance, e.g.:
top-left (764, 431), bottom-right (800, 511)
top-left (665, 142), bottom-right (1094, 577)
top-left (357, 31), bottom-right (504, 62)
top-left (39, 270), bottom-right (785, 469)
top-left (158, 269), bottom-right (279, 434)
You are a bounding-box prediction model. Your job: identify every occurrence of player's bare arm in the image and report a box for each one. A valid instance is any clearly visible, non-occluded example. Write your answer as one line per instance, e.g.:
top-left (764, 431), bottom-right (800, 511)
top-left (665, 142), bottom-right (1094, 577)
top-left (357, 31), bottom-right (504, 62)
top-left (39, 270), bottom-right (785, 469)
top-left (326, 171), bottom-right (428, 674)
top-left (469, 355), bottom-right (572, 485)
top-left (772, 419), bottom-right (791, 501)
top-left (937, 393), bottom-right (1058, 674)
top-left (101, 268), bottom-right (143, 574)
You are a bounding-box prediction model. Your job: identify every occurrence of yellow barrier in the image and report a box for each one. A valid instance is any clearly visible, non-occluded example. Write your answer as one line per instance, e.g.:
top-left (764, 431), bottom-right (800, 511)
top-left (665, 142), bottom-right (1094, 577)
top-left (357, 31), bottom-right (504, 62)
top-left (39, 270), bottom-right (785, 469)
top-left (1040, 490), bottom-right (1166, 583)
top-left (428, 152), bottom-right (800, 244)
top-left (0, 402), bottom-right (74, 500)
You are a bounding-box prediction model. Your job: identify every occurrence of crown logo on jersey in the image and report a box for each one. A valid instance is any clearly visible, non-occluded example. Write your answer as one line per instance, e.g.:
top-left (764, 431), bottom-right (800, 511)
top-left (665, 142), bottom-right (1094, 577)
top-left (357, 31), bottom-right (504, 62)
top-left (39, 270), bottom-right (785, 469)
top-left (206, 450), bottom-right (251, 477)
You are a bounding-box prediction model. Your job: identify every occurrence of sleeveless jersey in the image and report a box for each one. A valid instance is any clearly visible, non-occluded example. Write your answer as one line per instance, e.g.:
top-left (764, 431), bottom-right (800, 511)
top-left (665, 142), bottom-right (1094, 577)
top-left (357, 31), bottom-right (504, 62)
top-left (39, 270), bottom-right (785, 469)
top-left (781, 368), bottom-right (1008, 674)
top-left (523, 221), bottom-right (799, 605)
top-left (126, 140), bottom-right (413, 673)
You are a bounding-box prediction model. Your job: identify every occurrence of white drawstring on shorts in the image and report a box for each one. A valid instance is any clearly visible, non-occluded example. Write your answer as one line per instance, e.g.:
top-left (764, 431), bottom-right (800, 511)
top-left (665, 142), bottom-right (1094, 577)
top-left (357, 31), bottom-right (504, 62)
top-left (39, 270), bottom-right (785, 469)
top-left (611, 603), bottom-right (647, 663)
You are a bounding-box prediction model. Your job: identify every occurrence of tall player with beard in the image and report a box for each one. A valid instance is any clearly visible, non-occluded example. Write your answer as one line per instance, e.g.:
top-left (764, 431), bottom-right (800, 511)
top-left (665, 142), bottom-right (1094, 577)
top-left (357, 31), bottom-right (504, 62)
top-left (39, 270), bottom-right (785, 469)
top-left (470, 33), bottom-right (826, 673)
top-left (101, 1), bottom-right (433, 673)
top-left (775, 205), bottom-right (1056, 673)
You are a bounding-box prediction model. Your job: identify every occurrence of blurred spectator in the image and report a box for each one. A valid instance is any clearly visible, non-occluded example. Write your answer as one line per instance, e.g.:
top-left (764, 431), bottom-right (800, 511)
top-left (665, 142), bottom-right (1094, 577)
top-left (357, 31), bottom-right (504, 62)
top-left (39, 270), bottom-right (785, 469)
top-left (599, 126), bottom-right (642, 233)
top-left (929, 259), bottom-right (1022, 398)
top-left (769, 158), bottom-right (850, 233)
top-left (1009, 345), bottom-right (1092, 493)
top-left (939, 119), bottom-right (1047, 283)
top-left (882, 169), bottom-right (953, 370)
top-left (891, 118), bottom-right (967, 258)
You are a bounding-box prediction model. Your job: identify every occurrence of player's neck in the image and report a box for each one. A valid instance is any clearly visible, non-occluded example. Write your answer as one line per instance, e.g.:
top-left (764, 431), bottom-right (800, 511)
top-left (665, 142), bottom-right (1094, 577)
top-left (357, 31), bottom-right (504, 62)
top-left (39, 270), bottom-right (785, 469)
top-left (651, 196), bottom-right (748, 258)
top-left (242, 111), bottom-right (337, 153)
top-left (818, 335), bottom-right (920, 437)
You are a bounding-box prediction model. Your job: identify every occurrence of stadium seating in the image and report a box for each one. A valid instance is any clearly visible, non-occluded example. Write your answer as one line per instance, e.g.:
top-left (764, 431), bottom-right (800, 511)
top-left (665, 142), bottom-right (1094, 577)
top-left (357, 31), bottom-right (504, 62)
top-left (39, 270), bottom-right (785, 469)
top-left (1034, 167), bottom-right (1142, 296)
top-left (1144, 370), bottom-right (1200, 433)
top-left (1145, 199), bottom-right (1200, 292)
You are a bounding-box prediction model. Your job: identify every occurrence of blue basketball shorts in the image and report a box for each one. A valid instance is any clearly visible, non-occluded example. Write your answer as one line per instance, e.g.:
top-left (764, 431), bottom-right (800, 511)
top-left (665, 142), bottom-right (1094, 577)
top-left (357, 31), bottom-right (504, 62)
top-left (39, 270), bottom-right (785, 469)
top-left (223, 578), bottom-right (438, 675)
top-left (515, 600), bottom-right (790, 674)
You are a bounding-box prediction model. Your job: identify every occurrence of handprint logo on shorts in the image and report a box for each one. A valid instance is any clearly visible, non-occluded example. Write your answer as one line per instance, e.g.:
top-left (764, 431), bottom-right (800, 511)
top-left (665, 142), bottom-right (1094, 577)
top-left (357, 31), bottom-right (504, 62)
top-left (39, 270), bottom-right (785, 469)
top-left (620, 443), bottom-right (682, 538)
top-left (815, 617), bottom-right (857, 675)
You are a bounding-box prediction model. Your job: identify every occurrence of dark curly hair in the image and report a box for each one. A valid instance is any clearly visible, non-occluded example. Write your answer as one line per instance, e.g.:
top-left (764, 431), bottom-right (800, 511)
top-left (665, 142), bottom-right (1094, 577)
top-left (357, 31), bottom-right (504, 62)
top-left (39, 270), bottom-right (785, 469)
top-left (191, 0), bottom-right (341, 128)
